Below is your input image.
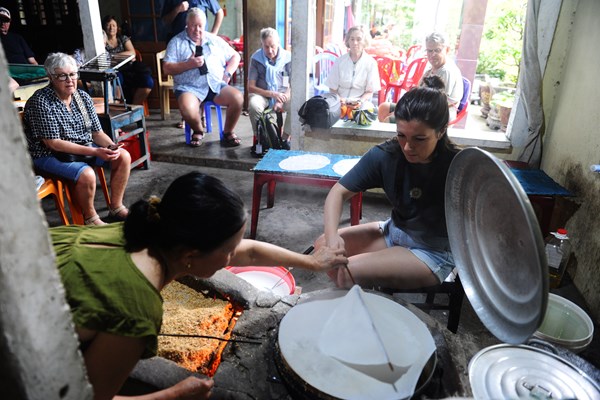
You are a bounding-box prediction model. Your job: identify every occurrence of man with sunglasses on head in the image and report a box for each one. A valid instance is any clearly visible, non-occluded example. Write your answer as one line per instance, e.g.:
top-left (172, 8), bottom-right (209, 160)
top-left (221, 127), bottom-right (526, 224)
top-left (420, 31), bottom-right (463, 119)
top-left (0, 6), bottom-right (38, 65)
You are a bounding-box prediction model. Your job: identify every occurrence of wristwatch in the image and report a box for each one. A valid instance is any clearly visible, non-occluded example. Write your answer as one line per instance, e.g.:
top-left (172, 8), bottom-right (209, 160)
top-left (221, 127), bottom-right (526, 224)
top-left (225, 71), bottom-right (232, 78)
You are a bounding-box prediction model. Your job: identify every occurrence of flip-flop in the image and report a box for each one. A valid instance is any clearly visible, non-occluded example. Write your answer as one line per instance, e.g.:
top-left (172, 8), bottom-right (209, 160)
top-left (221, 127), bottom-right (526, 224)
top-left (221, 132), bottom-right (241, 147)
top-left (189, 132), bottom-right (204, 147)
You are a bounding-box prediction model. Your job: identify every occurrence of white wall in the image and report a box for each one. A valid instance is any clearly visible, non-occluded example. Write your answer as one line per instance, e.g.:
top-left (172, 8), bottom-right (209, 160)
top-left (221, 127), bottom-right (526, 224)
top-left (541, 0), bottom-right (600, 320)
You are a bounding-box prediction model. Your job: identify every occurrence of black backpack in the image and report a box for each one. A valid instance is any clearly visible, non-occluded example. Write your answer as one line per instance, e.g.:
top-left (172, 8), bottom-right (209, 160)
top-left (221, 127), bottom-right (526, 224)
top-left (298, 93), bottom-right (341, 129)
top-left (251, 108), bottom-right (285, 157)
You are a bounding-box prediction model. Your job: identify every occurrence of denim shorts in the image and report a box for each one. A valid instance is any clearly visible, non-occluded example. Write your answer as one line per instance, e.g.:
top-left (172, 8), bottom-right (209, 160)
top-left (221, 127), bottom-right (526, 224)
top-left (33, 151), bottom-right (103, 183)
top-left (379, 218), bottom-right (455, 283)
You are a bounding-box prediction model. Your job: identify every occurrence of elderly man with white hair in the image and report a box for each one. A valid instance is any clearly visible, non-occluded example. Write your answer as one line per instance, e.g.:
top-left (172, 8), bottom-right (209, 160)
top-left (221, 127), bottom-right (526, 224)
top-left (248, 27), bottom-right (292, 147)
top-left (163, 7), bottom-right (242, 147)
top-left (378, 31), bottom-right (463, 122)
top-left (419, 31), bottom-right (464, 119)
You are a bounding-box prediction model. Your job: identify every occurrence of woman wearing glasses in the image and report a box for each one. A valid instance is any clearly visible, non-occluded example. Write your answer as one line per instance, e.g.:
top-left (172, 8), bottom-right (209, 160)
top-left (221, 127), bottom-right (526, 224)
top-left (23, 52), bottom-right (131, 225)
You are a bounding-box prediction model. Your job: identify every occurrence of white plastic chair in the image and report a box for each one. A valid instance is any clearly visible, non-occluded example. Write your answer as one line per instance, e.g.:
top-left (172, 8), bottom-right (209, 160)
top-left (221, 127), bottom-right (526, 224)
top-left (312, 51), bottom-right (338, 95)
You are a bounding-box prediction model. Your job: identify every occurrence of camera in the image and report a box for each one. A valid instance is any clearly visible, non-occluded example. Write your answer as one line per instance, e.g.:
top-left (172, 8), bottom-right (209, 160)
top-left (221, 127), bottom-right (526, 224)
top-left (195, 45), bottom-right (209, 75)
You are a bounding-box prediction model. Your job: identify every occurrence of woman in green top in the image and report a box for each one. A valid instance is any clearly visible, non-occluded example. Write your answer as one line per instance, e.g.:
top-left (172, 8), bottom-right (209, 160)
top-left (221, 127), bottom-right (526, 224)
top-left (53, 171), bottom-right (347, 400)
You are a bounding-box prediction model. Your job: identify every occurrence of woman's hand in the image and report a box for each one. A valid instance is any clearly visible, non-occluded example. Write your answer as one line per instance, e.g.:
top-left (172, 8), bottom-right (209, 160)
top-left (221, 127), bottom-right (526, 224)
top-left (95, 146), bottom-right (122, 161)
top-left (311, 244), bottom-right (347, 271)
top-left (325, 233), bottom-right (345, 252)
top-left (172, 376), bottom-right (214, 399)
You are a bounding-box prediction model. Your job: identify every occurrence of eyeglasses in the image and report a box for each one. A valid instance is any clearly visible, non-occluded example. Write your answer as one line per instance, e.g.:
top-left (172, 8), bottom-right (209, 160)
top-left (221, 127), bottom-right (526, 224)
top-left (53, 72), bottom-right (79, 81)
top-left (426, 48), bottom-right (444, 55)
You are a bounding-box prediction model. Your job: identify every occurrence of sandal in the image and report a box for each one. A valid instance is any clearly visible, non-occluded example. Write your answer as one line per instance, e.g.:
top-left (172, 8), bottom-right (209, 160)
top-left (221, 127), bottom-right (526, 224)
top-left (221, 132), bottom-right (242, 147)
top-left (176, 119), bottom-right (184, 129)
top-left (84, 214), bottom-right (106, 226)
top-left (189, 132), bottom-right (204, 147)
top-left (108, 205), bottom-right (129, 221)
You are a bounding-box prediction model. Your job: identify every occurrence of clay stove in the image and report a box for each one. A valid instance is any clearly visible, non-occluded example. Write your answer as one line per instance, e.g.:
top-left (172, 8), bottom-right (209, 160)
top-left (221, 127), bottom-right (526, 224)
top-left (128, 270), bottom-right (468, 399)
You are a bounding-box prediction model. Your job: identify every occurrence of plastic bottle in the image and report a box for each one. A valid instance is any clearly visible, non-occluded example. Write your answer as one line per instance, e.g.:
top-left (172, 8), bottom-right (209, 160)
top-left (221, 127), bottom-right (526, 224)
top-left (545, 228), bottom-right (571, 288)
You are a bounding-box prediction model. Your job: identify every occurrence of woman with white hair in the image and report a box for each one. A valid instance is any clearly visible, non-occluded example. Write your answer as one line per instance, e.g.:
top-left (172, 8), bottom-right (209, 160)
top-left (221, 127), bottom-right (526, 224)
top-left (326, 25), bottom-right (381, 106)
top-left (23, 52), bottom-right (131, 225)
top-left (248, 27), bottom-right (292, 146)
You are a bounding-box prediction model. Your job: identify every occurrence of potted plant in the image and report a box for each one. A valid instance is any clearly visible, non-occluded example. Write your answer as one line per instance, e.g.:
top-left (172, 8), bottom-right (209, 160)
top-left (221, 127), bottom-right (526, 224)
top-left (490, 90), bottom-right (515, 131)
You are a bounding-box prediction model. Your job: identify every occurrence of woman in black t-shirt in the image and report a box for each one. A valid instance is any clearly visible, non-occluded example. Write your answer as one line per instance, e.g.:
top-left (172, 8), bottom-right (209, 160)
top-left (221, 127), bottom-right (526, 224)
top-left (317, 85), bottom-right (459, 290)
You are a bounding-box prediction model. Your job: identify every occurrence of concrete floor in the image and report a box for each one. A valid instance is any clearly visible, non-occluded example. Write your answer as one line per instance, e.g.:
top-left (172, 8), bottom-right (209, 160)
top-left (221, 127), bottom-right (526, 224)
top-left (40, 107), bottom-right (600, 392)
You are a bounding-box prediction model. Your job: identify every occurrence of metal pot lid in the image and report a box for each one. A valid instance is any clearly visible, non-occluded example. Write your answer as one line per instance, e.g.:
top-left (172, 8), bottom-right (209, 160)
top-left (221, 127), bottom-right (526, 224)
top-left (469, 344), bottom-right (600, 399)
top-left (445, 148), bottom-right (548, 344)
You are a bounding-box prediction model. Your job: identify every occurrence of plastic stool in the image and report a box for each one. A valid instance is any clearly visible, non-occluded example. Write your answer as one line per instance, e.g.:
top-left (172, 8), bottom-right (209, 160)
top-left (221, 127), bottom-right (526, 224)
top-left (37, 177), bottom-right (70, 225)
top-left (64, 167), bottom-right (111, 225)
top-left (185, 101), bottom-right (225, 144)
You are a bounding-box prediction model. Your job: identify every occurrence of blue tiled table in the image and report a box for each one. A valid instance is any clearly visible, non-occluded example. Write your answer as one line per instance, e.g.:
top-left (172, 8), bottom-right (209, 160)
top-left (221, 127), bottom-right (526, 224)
top-left (506, 161), bottom-right (572, 236)
top-left (250, 150), bottom-right (363, 239)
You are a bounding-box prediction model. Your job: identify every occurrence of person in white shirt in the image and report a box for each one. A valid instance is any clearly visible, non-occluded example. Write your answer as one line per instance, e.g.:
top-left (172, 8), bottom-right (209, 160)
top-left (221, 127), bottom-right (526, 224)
top-left (419, 32), bottom-right (463, 119)
top-left (326, 25), bottom-right (381, 107)
top-left (378, 32), bottom-right (463, 122)
top-left (163, 8), bottom-right (242, 147)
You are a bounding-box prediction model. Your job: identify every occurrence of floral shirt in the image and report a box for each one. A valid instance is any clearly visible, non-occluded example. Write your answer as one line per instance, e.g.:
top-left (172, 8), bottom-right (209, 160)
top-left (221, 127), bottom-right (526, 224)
top-left (105, 34), bottom-right (131, 54)
top-left (164, 30), bottom-right (236, 101)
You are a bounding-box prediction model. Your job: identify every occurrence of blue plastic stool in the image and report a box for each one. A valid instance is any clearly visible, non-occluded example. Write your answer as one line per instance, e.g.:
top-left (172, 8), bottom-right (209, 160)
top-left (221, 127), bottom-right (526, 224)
top-left (184, 101), bottom-right (225, 144)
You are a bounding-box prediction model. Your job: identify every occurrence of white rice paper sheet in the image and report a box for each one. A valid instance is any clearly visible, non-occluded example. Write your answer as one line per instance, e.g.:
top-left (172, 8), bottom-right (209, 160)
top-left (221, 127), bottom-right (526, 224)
top-left (318, 285), bottom-right (435, 389)
top-left (278, 154), bottom-right (330, 171)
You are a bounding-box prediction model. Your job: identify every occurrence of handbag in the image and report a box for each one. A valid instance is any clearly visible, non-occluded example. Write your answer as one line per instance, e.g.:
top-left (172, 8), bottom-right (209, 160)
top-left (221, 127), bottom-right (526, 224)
top-left (298, 93), bottom-right (341, 129)
top-left (53, 91), bottom-right (97, 164)
top-left (53, 142), bottom-right (96, 164)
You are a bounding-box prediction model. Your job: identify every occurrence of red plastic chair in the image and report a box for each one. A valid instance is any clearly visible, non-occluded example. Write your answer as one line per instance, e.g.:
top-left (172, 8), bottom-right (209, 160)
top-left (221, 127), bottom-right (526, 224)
top-left (375, 56), bottom-right (394, 104)
top-left (385, 57), bottom-right (428, 103)
top-left (449, 77), bottom-right (472, 126)
top-left (219, 34), bottom-right (233, 44)
top-left (223, 36), bottom-right (243, 85)
top-left (405, 44), bottom-right (423, 65)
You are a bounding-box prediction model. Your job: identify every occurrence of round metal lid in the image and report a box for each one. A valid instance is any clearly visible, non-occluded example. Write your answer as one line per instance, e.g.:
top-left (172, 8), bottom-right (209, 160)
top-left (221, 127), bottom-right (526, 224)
top-left (445, 148), bottom-right (548, 344)
top-left (469, 344), bottom-right (600, 399)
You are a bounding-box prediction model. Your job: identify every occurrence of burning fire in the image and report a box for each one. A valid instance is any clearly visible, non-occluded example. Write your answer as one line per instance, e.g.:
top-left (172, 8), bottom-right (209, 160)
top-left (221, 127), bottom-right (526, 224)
top-left (158, 281), bottom-right (243, 377)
